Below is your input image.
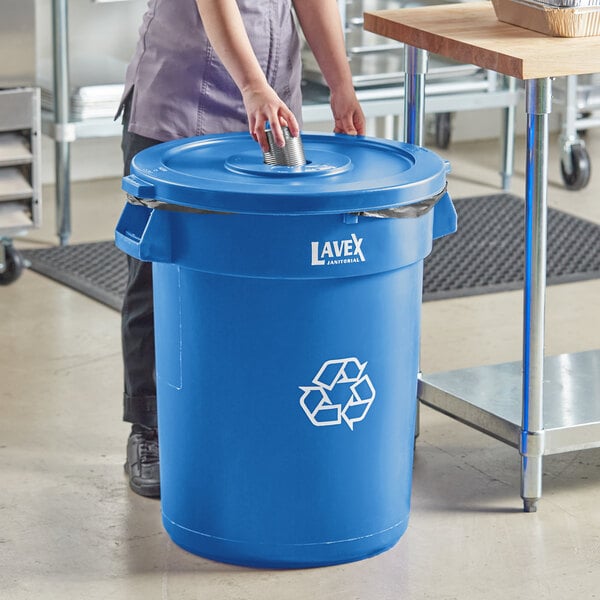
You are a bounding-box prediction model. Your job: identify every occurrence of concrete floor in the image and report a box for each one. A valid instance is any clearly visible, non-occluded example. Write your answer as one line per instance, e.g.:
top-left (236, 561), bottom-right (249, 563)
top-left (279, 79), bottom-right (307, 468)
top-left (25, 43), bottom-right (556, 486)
top-left (2, 128), bottom-right (600, 599)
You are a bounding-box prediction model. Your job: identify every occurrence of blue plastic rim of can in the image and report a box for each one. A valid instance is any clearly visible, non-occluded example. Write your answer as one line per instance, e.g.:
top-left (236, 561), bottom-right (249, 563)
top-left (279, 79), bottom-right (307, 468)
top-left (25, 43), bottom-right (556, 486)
top-left (116, 132), bottom-right (457, 568)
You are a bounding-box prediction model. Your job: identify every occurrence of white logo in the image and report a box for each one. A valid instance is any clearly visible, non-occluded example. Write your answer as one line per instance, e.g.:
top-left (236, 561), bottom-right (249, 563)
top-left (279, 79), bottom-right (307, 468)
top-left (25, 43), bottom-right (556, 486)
top-left (299, 358), bottom-right (376, 430)
top-left (311, 233), bottom-right (365, 266)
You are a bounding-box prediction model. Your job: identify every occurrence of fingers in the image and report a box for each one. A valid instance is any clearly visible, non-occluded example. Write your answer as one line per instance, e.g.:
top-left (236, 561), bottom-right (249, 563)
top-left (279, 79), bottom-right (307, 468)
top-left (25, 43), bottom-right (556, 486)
top-left (330, 90), bottom-right (366, 137)
top-left (333, 109), bottom-right (365, 136)
top-left (352, 106), bottom-right (366, 136)
top-left (249, 106), bottom-right (300, 152)
top-left (252, 125), bottom-right (270, 153)
top-left (244, 85), bottom-right (300, 152)
top-left (264, 108), bottom-right (300, 148)
top-left (284, 111), bottom-right (300, 139)
top-left (334, 118), bottom-right (357, 136)
top-left (268, 117), bottom-right (286, 149)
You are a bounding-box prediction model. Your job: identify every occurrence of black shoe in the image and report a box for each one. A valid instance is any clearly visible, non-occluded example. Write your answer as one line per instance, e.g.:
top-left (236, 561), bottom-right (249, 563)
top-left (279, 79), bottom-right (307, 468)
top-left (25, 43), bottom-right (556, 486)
top-left (124, 424), bottom-right (160, 498)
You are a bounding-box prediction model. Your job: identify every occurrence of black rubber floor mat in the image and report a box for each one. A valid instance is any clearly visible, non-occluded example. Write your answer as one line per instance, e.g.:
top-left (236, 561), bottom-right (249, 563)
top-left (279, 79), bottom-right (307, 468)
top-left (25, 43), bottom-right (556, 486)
top-left (21, 194), bottom-right (600, 310)
top-left (423, 194), bottom-right (600, 301)
top-left (22, 241), bottom-right (128, 311)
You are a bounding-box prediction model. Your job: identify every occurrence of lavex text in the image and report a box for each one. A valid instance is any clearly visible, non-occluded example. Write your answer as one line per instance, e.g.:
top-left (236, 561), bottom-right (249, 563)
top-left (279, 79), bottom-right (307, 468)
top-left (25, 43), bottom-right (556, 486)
top-left (311, 233), bottom-right (365, 266)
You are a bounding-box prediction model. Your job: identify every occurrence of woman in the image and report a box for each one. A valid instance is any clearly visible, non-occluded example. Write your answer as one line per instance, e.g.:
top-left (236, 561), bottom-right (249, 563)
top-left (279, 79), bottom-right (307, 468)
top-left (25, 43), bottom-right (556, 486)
top-left (120, 0), bottom-right (365, 497)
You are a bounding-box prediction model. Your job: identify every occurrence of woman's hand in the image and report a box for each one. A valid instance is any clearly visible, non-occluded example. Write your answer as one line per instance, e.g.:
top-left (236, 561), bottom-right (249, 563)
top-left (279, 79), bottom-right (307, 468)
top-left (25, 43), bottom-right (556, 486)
top-left (241, 84), bottom-right (300, 152)
top-left (330, 88), bottom-right (366, 136)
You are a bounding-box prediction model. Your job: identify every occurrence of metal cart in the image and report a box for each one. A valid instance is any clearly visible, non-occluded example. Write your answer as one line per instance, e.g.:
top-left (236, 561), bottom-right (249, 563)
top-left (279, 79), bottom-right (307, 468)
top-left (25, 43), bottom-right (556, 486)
top-left (0, 88), bottom-right (42, 285)
top-left (553, 74), bottom-right (600, 190)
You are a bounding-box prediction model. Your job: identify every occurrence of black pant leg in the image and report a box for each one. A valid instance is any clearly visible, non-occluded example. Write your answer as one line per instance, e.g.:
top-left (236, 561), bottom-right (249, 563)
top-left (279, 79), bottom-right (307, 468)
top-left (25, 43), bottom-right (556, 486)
top-left (120, 99), bottom-right (162, 427)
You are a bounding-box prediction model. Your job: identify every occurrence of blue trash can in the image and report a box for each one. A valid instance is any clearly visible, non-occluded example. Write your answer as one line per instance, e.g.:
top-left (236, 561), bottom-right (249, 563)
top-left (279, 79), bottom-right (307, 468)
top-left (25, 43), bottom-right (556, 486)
top-left (115, 132), bottom-right (456, 568)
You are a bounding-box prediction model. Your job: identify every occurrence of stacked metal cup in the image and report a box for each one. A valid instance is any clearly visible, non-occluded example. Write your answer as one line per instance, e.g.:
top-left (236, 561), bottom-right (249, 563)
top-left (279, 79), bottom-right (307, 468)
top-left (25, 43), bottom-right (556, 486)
top-left (263, 126), bottom-right (307, 166)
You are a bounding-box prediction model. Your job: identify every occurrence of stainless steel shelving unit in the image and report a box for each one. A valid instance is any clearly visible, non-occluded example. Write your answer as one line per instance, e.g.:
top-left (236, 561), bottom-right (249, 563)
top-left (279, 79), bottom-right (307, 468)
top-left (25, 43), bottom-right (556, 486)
top-left (419, 350), bottom-right (600, 456)
top-left (0, 88), bottom-right (42, 284)
top-left (0, 0), bottom-right (41, 282)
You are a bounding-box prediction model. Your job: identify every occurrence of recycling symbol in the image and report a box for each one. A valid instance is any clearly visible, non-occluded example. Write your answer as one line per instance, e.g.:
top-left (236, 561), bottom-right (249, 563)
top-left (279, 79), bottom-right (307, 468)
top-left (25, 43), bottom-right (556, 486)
top-left (299, 357), bottom-right (376, 430)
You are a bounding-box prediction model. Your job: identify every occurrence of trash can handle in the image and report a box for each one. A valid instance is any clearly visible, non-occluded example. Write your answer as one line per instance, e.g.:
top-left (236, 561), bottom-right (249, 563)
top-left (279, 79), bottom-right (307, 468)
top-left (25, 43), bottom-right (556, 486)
top-left (122, 174), bottom-right (156, 199)
top-left (432, 192), bottom-right (457, 240)
top-left (115, 202), bottom-right (172, 263)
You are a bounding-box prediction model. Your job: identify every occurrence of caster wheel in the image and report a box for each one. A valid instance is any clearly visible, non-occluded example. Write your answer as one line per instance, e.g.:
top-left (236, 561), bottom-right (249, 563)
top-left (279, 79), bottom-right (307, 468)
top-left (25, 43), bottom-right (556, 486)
top-left (561, 143), bottom-right (591, 191)
top-left (435, 112), bottom-right (452, 150)
top-left (0, 243), bottom-right (25, 285)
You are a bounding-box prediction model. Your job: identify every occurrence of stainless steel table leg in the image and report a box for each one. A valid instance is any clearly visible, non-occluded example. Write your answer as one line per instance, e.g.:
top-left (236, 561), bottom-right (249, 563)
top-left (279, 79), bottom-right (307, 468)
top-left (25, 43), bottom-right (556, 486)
top-left (52, 0), bottom-right (72, 246)
top-left (520, 78), bottom-right (551, 513)
top-left (405, 45), bottom-right (429, 441)
top-left (403, 45), bottom-right (428, 145)
top-left (501, 77), bottom-right (516, 191)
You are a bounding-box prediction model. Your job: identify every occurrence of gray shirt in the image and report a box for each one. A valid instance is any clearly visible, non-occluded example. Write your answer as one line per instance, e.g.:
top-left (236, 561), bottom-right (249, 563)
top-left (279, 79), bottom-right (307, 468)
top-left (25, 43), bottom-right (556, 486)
top-left (121, 0), bottom-right (303, 142)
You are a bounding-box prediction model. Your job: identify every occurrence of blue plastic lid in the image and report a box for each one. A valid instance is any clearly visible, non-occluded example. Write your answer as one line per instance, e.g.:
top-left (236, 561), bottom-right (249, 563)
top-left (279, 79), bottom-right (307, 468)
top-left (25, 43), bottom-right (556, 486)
top-left (123, 132), bottom-right (449, 215)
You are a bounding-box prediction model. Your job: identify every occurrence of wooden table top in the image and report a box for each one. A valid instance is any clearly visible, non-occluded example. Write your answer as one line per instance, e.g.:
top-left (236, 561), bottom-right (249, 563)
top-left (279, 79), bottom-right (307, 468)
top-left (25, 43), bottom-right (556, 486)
top-left (364, 1), bottom-right (600, 80)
